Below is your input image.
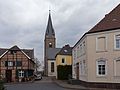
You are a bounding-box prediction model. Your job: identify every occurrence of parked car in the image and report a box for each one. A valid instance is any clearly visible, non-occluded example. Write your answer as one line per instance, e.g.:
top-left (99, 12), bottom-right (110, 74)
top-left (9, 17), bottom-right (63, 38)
top-left (34, 74), bottom-right (42, 80)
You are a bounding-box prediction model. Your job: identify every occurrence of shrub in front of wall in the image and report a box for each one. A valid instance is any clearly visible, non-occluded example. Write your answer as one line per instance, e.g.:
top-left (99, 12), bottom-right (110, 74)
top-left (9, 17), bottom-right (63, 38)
top-left (57, 65), bottom-right (72, 80)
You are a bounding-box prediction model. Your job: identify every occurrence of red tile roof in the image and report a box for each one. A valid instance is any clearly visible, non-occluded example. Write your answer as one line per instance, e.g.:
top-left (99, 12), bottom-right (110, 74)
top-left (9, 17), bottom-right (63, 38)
top-left (88, 4), bottom-right (120, 33)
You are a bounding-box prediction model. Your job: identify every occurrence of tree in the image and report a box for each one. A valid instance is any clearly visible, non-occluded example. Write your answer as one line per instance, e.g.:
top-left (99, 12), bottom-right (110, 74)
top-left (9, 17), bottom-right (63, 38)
top-left (34, 58), bottom-right (44, 74)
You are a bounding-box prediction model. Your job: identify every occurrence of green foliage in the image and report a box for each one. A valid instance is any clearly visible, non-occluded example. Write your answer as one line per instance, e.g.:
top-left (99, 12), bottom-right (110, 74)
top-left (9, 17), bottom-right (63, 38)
top-left (0, 80), bottom-right (5, 90)
top-left (57, 65), bottom-right (72, 80)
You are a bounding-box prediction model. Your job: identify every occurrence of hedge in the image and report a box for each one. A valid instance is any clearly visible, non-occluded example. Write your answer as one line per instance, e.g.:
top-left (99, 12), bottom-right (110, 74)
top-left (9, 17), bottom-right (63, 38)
top-left (57, 65), bottom-right (72, 80)
top-left (0, 80), bottom-right (5, 90)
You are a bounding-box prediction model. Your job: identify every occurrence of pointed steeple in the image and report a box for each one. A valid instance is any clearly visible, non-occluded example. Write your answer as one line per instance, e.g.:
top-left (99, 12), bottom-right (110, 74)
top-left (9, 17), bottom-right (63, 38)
top-left (45, 10), bottom-right (55, 37)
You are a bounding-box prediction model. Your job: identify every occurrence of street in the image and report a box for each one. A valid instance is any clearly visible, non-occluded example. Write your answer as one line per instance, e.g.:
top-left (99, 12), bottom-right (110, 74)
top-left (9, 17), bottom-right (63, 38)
top-left (5, 77), bottom-right (73, 90)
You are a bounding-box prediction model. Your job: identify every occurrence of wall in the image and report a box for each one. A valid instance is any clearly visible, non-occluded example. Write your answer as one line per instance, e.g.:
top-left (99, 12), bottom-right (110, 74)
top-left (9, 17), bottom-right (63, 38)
top-left (72, 37), bottom-right (87, 81)
top-left (87, 29), bottom-right (120, 83)
top-left (48, 60), bottom-right (56, 76)
top-left (0, 50), bottom-right (34, 82)
top-left (56, 55), bottom-right (72, 66)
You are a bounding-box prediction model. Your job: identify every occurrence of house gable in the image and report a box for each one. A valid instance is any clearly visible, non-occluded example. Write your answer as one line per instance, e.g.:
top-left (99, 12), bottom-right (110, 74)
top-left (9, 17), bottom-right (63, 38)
top-left (88, 4), bottom-right (120, 34)
top-left (0, 45), bottom-right (32, 60)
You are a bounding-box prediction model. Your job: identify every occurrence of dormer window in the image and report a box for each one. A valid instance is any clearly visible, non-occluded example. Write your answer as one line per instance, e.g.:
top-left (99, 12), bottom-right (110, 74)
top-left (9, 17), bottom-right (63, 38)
top-left (10, 51), bottom-right (16, 54)
top-left (49, 43), bottom-right (52, 48)
top-left (64, 50), bottom-right (67, 52)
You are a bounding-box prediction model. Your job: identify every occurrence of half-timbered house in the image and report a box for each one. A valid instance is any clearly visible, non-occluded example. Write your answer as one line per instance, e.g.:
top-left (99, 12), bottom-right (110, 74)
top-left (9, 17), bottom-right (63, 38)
top-left (0, 45), bottom-right (35, 82)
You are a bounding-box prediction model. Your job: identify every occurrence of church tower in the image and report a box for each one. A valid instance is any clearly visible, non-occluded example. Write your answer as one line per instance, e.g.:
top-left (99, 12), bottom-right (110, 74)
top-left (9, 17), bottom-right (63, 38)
top-left (44, 11), bottom-right (56, 76)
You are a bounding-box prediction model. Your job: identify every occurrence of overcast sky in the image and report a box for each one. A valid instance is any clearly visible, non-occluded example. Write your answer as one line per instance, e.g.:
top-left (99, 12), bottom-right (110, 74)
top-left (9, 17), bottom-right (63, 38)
top-left (0, 0), bottom-right (119, 62)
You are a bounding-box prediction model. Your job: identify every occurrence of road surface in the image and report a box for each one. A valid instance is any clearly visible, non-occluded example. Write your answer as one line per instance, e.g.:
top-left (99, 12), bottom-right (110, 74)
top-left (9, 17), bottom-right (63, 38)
top-left (5, 77), bottom-right (73, 90)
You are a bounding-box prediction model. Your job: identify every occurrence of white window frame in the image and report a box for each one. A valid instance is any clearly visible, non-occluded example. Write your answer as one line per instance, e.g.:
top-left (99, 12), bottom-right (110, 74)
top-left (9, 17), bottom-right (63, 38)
top-left (51, 62), bottom-right (54, 73)
top-left (96, 35), bottom-right (107, 52)
top-left (96, 59), bottom-right (107, 76)
top-left (83, 41), bottom-right (86, 54)
top-left (83, 60), bottom-right (86, 75)
top-left (8, 61), bottom-right (13, 67)
top-left (18, 70), bottom-right (24, 78)
top-left (114, 57), bottom-right (120, 76)
top-left (80, 61), bottom-right (82, 75)
top-left (114, 34), bottom-right (120, 50)
top-left (80, 60), bottom-right (86, 76)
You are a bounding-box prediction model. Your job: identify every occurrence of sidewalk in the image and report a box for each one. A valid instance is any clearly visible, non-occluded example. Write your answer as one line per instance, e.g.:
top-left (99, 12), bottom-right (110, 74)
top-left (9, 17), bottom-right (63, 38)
top-left (52, 78), bottom-right (119, 90)
top-left (52, 78), bottom-right (88, 90)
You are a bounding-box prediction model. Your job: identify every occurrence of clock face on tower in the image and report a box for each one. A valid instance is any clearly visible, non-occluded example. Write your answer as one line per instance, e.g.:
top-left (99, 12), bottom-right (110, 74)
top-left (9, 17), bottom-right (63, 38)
top-left (49, 43), bottom-right (52, 48)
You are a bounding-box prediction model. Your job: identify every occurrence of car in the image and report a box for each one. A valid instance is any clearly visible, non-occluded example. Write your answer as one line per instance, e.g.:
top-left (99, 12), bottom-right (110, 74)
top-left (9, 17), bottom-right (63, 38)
top-left (34, 74), bottom-right (42, 80)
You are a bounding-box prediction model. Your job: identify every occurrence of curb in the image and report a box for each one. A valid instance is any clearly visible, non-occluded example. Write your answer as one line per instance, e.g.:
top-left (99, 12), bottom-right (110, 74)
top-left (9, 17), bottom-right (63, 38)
top-left (54, 81), bottom-right (87, 90)
top-left (52, 78), bottom-right (88, 90)
top-left (4, 81), bottom-right (34, 85)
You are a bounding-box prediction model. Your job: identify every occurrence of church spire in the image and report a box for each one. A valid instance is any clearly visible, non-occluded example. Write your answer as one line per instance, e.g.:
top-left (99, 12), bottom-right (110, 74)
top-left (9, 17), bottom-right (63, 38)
top-left (45, 10), bottom-right (55, 37)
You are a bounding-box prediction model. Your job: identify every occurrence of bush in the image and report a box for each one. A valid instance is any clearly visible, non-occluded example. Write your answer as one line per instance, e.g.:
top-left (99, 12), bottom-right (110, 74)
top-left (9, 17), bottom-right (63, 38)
top-left (0, 80), bottom-right (5, 90)
top-left (57, 65), bottom-right (72, 80)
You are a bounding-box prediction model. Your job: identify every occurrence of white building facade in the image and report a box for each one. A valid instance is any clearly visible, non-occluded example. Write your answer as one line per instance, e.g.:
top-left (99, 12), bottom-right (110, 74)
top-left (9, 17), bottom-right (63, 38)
top-left (72, 4), bottom-right (120, 88)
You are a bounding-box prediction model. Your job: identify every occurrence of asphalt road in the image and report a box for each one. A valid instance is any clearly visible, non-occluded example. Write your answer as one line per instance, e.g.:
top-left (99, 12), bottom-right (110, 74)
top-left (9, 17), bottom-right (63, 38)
top-left (5, 77), bottom-right (72, 90)
top-left (5, 83), bottom-right (72, 90)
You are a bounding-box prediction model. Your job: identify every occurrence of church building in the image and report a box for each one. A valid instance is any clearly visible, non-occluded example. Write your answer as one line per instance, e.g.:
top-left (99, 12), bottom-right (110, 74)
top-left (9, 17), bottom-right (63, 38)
top-left (44, 11), bottom-right (61, 76)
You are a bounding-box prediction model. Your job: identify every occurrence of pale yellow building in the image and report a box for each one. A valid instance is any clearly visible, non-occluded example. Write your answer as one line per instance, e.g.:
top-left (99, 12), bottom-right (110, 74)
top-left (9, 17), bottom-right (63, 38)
top-left (72, 4), bottom-right (120, 88)
top-left (55, 45), bottom-right (72, 78)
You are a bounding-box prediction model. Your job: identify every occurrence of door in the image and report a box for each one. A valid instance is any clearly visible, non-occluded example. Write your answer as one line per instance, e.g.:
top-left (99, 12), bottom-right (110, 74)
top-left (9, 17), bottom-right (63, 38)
top-left (6, 70), bottom-right (12, 82)
top-left (76, 63), bottom-right (79, 80)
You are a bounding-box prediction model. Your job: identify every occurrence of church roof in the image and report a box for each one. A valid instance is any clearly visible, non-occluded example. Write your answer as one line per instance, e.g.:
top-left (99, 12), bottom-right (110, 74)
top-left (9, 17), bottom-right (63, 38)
top-left (46, 48), bottom-right (61, 60)
top-left (88, 4), bottom-right (120, 34)
top-left (45, 11), bottom-right (55, 37)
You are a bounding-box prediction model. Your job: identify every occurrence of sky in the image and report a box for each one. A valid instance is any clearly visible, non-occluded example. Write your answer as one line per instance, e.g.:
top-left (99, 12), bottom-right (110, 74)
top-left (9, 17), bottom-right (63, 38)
top-left (0, 0), bottom-right (119, 62)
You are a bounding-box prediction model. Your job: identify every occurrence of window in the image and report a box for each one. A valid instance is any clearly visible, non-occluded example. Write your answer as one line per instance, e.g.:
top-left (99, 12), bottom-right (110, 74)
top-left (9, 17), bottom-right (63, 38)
top-left (62, 58), bottom-right (65, 63)
top-left (64, 50), bottom-right (67, 52)
top-left (73, 49), bottom-right (76, 61)
top-left (51, 62), bottom-right (54, 72)
top-left (8, 61), bottom-right (13, 66)
top-left (10, 50), bottom-right (17, 54)
top-left (16, 61), bottom-right (22, 67)
top-left (83, 41), bottom-right (85, 54)
top-left (83, 60), bottom-right (86, 75)
top-left (114, 58), bottom-right (120, 76)
top-left (5, 61), bottom-right (14, 67)
top-left (80, 61), bottom-right (82, 75)
top-left (96, 37), bottom-right (106, 51)
top-left (77, 46), bottom-right (80, 57)
top-left (80, 44), bottom-right (82, 54)
top-left (115, 34), bottom-right (120, 49)
top-left (18, 70), bottom-right (24, 77)
top-left (80, 60), bottom-right (86, 75)
top-left (97, 60), bottom-right (106, 76)
top-left (49, 43), bottom-right (52, 48)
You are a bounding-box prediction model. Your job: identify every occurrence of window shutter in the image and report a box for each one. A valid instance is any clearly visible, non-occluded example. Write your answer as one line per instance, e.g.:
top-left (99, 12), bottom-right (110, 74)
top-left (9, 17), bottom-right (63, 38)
top-left (13, 61), bottom-right (15, 66)
top-left (5, 61), bottom-right (8, 67)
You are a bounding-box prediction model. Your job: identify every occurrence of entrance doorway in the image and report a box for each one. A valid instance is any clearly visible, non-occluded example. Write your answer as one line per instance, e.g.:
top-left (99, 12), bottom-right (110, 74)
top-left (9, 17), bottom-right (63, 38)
top-left (6, 70), bottom-right (12, 82)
